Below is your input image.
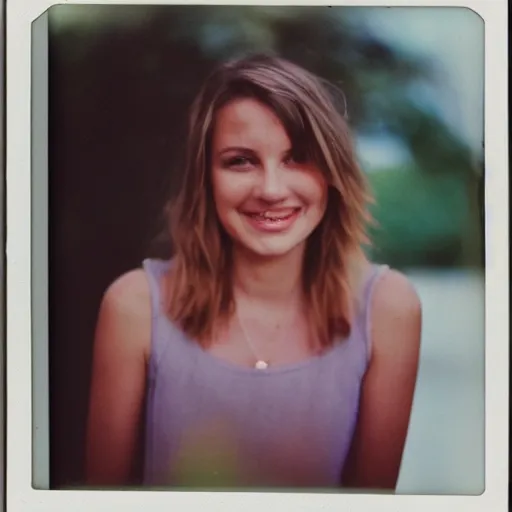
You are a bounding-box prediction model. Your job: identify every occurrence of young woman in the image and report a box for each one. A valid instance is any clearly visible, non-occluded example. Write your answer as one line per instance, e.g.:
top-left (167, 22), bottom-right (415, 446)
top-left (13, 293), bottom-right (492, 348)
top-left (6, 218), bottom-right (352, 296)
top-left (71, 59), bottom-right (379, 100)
top-left (85, 55), bottom-right (422, 490)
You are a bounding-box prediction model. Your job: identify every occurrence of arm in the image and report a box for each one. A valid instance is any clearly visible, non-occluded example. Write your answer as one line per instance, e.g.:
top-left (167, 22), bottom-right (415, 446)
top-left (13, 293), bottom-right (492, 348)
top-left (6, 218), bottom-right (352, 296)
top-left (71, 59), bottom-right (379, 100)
top-left (85, 270), bottom-right (151, 486)
top-left (342, 269), bottom-right (422, 491)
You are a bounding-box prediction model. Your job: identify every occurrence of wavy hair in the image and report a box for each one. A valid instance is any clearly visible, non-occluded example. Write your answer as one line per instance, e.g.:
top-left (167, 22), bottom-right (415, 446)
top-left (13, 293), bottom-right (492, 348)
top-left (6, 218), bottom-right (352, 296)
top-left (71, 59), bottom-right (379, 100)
top-left (165, 54), bottom-right (373, 349)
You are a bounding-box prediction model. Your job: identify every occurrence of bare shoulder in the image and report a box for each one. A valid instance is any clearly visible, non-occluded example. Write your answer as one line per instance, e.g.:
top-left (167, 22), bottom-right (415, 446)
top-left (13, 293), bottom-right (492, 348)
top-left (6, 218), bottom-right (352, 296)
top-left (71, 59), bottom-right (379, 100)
top-left (345, 268), bottom-right (422, 489)
top-left (369, 268), bottom-right (422, 357)
top-left (102, 268), bottom-right (151, 313)
top-left (96, 268), bottom-right (152, 358)
top-left (87, 269), bottom-right (152, 485)
top-left (372, 268), bottom-right (421, 318)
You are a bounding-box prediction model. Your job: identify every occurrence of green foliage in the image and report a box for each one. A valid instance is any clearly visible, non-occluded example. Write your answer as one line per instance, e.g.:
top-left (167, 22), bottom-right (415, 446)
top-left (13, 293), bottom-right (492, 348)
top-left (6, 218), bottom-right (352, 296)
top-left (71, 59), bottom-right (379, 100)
top-left (48, 5), bottom-right (483, 269)
top-left (367, 167), bottom-right (472, 267)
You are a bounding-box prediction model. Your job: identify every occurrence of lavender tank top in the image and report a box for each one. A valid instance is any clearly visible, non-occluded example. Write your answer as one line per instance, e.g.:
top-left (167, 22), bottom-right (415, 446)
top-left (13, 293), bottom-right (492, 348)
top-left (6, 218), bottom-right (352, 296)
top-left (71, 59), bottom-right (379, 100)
top-left (141, 258), bottom-right (387, 489)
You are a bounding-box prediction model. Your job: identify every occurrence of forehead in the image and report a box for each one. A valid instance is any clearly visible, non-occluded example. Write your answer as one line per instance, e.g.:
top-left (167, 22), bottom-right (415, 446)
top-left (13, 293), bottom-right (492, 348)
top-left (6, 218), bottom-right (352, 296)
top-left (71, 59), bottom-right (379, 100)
top-left (212, 97), bottom-right (291, 150)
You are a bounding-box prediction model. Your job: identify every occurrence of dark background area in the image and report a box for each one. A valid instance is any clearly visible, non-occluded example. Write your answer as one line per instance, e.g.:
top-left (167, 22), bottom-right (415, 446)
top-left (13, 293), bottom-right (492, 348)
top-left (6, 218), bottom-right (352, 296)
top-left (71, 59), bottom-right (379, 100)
top-left (48, 5), bottom-right (484, 488)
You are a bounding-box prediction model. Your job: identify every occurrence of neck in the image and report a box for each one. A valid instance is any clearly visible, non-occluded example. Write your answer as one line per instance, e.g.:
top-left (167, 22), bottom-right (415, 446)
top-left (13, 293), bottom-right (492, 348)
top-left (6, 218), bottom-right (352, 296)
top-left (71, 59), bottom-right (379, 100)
top-left (232, 244), bottom-right (305, 305)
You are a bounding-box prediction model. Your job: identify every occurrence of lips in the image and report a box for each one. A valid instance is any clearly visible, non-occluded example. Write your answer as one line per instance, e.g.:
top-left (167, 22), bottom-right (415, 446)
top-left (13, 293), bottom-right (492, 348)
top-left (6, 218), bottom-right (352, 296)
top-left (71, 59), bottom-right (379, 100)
top-left (244, 208), bottom-right (301, 221)
top-left (241, 207), bottom-right (302, 233)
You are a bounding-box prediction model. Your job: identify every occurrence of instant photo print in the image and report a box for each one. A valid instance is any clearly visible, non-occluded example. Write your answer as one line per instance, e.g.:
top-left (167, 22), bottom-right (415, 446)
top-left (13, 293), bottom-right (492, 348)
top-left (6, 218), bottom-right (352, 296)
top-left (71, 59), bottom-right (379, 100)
top-left (4, 1), bottom-right (509, 511)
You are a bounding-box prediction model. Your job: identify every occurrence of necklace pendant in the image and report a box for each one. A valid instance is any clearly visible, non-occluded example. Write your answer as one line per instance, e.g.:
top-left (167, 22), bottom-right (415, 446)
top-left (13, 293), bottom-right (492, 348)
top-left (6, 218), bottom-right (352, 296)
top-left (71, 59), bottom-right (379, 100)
top-left (255, 360), bottom-right (269, 370)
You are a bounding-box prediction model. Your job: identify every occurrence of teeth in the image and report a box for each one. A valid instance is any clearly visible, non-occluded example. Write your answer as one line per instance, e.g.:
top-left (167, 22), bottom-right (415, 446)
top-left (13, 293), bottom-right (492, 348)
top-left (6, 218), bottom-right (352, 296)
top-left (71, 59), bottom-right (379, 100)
top-left (246, 208), bottom-right (299, 221)
top-left (262, 213), bottom-right (283, 221)
top-left (261, 210), bottom-right (295, 220)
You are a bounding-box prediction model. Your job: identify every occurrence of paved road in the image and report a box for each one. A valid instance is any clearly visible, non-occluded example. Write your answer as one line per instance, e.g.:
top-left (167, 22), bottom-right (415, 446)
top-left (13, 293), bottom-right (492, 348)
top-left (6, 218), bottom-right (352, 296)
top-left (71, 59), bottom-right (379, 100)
top-left (396, 269), bottom-right (485, 495)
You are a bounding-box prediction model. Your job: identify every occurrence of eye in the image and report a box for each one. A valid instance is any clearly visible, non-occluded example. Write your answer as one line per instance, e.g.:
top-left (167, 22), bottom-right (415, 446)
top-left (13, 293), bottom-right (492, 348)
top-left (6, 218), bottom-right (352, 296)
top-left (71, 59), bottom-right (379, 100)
top-left (222, 155), bottom-right (255, 170)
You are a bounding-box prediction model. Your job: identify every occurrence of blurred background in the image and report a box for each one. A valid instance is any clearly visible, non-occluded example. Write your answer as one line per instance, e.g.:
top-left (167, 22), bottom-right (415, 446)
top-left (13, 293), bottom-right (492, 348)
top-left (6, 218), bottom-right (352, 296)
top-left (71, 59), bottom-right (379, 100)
top-left (47, 5), bottom-right (485, 494)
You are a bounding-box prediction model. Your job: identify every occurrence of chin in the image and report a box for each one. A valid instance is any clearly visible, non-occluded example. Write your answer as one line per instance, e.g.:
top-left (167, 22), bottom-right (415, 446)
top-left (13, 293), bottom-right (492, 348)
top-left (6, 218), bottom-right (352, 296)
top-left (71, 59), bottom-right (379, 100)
top-left (238, 237), bottom-right (306, 260)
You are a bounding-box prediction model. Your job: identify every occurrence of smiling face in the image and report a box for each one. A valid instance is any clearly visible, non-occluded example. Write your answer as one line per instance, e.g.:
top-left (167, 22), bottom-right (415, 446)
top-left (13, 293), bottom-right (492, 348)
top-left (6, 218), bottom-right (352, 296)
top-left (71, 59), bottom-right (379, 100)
top-left (211, 97), bottom-right (328, 260)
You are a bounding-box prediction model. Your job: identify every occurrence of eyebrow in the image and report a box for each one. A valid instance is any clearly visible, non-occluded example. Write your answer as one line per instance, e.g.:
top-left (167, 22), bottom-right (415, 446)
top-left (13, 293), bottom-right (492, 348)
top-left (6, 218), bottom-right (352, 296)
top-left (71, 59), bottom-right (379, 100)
top-left (217, 146), bottom-right (255, 156)
top-left (217, 146), bottom-right (293, 157)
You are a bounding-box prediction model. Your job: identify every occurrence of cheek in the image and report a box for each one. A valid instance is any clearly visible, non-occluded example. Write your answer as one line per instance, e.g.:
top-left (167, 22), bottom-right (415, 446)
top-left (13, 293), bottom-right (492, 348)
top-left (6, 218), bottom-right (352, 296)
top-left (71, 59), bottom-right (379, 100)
top-left (212, 171), bottom-right (232, 209)
top-left (302, 173), bottom-right (328, 213)
top-left (211, 170), bottom-right (247, 220)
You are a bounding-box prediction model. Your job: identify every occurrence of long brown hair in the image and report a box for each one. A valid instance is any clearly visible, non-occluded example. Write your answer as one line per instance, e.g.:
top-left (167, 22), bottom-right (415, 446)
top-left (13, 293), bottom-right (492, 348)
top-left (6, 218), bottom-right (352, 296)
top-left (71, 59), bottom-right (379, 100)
top-left (166, 54), bottom-right (372, 348)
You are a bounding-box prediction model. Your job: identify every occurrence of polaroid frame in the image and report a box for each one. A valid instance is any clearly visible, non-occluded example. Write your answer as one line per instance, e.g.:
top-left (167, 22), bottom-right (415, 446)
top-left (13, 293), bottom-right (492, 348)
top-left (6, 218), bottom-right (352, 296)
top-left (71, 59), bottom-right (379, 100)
top-left (5, 0), bottom-right (509, 510)
top-left (1, 0), bottom-right (5, 507)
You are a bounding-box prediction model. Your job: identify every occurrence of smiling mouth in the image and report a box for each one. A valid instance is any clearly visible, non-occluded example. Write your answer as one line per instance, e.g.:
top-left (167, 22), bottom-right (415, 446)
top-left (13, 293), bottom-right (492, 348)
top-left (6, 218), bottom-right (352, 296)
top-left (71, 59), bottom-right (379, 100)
top-left (243, 208), bottom-right (302, 222)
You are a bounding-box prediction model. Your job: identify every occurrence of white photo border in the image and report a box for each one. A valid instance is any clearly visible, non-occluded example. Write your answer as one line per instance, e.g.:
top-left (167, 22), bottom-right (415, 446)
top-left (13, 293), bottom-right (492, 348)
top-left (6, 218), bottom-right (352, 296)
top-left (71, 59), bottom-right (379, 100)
top-left (6, 0), bottom-right (509, 510)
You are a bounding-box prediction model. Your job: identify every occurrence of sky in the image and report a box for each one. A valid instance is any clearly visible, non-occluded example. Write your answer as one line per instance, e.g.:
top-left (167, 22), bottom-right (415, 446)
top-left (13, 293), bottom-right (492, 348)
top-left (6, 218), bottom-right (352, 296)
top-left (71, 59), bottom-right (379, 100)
top-left (359, 7), bottom-right (484, 163)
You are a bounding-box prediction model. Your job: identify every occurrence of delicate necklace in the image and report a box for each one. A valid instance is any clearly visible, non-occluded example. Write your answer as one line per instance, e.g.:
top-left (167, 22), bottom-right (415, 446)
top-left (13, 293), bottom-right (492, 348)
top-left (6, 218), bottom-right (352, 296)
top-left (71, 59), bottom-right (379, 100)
top-left (236, 302), bottom-right (295, 371)
top-left (236, 309), bottom-right (270, 370)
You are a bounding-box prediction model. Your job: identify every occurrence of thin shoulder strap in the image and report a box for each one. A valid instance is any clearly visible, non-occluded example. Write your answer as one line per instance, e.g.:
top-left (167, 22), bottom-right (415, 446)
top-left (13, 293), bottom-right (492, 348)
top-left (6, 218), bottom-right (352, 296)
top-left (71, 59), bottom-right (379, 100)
top-left (142, 258), bottom-right (168, 319)
top-left (360, 264), bottom-right (389, 363)
top-left (142, 258), bottom-right (174, 369)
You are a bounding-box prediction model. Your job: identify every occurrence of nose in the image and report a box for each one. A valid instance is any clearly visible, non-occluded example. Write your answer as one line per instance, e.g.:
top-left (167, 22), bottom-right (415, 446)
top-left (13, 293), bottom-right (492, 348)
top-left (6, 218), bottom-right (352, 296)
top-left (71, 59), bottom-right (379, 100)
top-left (255, 162), bottom-right (288, 203)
